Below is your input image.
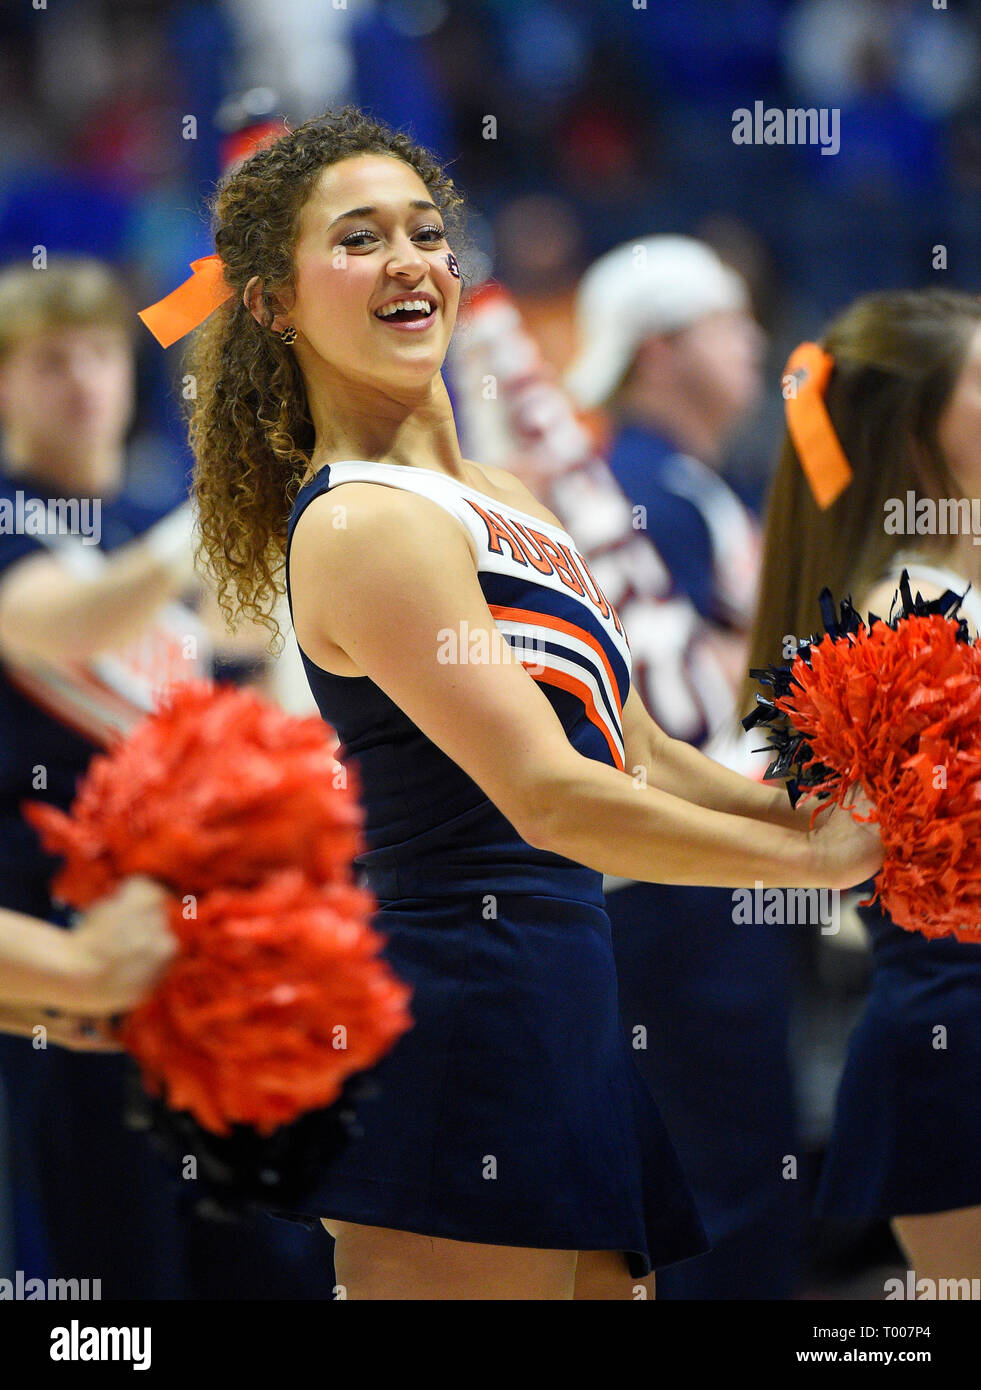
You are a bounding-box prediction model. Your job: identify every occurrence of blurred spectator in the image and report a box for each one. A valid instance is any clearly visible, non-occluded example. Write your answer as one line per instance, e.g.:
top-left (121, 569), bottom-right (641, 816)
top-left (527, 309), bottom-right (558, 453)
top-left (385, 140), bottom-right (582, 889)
top-left (0, 256), bottom-right (209, 1297)
top-left (221, 0), bottom-right (355, 118)
top-left (493, 193), bottom-right (585, 377)
top-left (783, 0), bottom-right (979, 116)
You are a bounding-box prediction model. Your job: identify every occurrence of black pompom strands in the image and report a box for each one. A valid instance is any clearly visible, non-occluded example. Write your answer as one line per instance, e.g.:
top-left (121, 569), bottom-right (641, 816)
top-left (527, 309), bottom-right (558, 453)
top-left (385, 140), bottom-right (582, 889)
top-left (742, 569), bottom-right (973, 807)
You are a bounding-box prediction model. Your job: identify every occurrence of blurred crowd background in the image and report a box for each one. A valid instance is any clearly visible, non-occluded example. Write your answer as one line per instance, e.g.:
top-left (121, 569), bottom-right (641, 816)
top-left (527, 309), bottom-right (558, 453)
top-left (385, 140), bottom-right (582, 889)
top-left (1, 0), bottom-right (979, 1298)
top-left (3, 0), bottom-right (980, 510)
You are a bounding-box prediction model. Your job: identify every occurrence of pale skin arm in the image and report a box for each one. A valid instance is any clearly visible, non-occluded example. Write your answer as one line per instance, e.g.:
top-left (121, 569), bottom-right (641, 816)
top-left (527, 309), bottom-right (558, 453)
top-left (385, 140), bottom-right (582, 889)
top-left (0, 876), bottom-right (176, 1015)
top-left (620, 687), bottom-right (818, 834)
top-left (289, 485), bottom-right (882, 892)
top-left (632, 569), bottom-right (962, 836)
top-left (0, 521), bottom-right (198, 667)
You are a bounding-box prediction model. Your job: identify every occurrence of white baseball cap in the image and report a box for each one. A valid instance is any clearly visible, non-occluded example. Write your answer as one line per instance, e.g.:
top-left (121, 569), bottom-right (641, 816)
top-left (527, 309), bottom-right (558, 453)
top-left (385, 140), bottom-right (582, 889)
top-left (563, 235), bottom-right (750, 409)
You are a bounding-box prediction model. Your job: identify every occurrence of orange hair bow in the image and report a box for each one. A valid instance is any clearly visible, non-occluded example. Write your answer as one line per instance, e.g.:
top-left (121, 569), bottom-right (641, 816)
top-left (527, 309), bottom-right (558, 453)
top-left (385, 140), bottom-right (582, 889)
top-left (783, 342), bottom-right (854, 510)
top-left (138, 254), bottom-right (235, 348)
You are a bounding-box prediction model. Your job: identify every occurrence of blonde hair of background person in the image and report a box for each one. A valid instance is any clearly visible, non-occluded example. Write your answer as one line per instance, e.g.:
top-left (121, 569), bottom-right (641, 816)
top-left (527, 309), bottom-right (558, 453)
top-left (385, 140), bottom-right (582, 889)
top-left (0, 258), bottom-right (271, 697)
top-left (0, 259), bottom-right (201, 675)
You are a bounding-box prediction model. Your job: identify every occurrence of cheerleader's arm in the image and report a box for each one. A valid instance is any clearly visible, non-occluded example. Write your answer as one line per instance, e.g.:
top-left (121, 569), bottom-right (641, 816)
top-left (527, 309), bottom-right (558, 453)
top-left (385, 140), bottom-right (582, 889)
top-left (0, 876), bottom-right (174, 1014)
top-left (621, 685), bottom-right (818, 833)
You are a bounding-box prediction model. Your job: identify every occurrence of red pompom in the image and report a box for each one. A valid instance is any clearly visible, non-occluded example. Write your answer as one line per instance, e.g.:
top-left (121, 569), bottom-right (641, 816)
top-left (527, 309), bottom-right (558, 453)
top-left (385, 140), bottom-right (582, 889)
top-left (776, 614), bottom-right (981, 941)
top-left (120, 871), bottom-right (412, 1136)
top-left (25, 680), bottom-right (364, 905)
top-left (24, 680), bottom-right (414, 1134)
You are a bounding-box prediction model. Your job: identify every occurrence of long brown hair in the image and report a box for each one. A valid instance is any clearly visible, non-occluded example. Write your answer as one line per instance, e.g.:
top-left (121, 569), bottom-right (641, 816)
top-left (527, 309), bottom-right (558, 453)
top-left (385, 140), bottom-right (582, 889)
top-left (184, 106), bottom-right (465, 651)
top-left (740, 289), bottom-right (981, 718)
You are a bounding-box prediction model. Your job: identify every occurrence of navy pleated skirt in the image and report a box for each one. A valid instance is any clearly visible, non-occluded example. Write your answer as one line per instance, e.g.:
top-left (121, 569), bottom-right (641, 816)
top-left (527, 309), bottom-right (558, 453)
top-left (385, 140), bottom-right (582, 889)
top-left (266, 889), bottom-right (709, 1277)
top-left (815, 900), bottom-right (981, 1222)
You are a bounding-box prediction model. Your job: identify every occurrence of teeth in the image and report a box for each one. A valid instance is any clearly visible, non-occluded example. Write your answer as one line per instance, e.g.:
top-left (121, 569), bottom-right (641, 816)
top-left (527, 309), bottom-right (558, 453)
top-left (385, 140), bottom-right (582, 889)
top-left (376, 299), bottom-right (435, 318)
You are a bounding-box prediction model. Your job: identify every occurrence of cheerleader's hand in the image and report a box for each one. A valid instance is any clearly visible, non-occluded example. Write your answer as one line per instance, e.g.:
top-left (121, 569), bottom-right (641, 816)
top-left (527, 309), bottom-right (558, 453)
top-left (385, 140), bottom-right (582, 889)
top-left (809, 783), bottom-right (884, 891)
top-left (64, 875), bottom-right (178, 1014)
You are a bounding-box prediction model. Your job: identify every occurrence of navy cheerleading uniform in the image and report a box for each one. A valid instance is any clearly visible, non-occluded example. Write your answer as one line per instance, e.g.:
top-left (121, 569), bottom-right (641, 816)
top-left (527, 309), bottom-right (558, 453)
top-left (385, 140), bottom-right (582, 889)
top-left (814, 558), bottom-right (981, 1224)
top-left (273, 459), bottom-right (709, 1276)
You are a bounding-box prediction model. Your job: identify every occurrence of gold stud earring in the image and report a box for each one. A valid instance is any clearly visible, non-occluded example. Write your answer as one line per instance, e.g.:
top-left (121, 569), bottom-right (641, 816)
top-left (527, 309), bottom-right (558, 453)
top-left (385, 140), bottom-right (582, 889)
top-left (279, 325), bottom-right (297, 345)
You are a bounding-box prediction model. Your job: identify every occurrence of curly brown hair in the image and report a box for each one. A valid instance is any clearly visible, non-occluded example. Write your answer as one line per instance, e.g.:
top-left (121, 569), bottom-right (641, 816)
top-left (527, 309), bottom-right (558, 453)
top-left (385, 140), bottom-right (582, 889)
top-left (184, 105), bottom-right (466, 652)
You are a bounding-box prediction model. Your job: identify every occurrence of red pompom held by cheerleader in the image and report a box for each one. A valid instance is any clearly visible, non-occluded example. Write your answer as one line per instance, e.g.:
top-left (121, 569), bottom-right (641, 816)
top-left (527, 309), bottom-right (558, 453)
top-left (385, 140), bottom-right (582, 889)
top-left (24, 680), bottom-right (413, 1138)
top-left (745, 572), bottom-right (981, 944)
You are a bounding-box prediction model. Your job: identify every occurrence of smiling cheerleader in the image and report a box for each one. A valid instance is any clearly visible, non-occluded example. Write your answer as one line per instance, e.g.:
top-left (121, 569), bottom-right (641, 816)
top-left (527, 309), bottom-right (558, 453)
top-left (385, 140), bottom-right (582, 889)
top-left (139, 106), bottom-right (882, 1301)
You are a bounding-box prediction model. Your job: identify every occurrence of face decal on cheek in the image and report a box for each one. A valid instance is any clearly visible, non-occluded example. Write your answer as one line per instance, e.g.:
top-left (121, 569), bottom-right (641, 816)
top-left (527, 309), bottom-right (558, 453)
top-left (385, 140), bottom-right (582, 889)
top-left (445, 252), bottom-right (460, 279)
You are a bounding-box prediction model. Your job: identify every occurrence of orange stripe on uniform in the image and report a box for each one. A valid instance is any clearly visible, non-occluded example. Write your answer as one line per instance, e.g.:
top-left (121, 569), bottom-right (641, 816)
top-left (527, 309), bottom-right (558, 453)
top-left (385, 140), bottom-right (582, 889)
top-left (521, 661), bottom-right (625, 771)
top-left (488, 603), bottom-right (624, 720)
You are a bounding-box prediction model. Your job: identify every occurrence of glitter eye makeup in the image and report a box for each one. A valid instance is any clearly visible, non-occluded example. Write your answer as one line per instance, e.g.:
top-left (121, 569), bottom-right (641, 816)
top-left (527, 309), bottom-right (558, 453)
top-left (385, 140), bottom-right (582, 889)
top-left (338, 224), bottom-right (445, 250)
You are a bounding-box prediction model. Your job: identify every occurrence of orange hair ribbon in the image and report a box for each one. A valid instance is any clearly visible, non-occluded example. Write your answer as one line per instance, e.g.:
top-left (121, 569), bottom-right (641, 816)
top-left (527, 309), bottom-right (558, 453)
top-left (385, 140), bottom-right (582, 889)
top-left (783, 341), bottom-right (853, 510)
top-left (138, 254), bottom-right (235, 348)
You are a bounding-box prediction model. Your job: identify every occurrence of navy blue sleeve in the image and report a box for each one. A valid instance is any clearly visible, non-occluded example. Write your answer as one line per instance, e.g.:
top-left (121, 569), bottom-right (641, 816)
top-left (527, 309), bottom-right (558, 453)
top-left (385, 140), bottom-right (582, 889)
top-left (636, 488), bottom-right (716, 622)
top-left (0, 478), bottom-right (46, 580)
